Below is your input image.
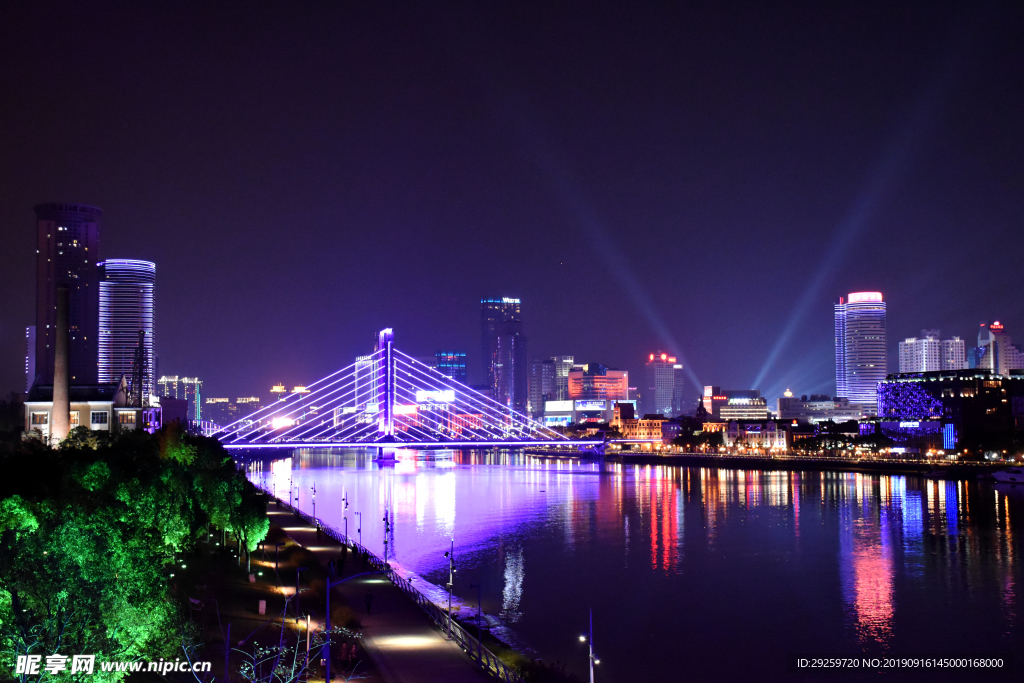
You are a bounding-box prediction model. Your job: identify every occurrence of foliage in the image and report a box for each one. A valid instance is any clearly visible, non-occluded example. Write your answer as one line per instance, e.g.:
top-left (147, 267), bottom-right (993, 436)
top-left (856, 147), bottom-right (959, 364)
top-left (0, 429), bottom-right (268, 682)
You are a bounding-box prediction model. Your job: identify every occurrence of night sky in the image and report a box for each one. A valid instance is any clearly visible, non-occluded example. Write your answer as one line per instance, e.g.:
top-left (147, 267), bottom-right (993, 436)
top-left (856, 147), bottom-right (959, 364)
top-left (1, 2), bottom-right (1021, 404)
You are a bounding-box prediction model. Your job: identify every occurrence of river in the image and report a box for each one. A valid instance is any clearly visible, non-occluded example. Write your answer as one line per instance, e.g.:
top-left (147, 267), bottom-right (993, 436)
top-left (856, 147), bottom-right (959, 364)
top-left (246, 448), bottom-right (1022, 681)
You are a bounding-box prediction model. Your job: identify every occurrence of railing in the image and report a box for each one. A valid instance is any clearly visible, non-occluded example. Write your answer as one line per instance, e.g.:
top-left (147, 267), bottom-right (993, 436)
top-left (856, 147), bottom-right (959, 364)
top-left (257, 484), bottom-right (526, 683)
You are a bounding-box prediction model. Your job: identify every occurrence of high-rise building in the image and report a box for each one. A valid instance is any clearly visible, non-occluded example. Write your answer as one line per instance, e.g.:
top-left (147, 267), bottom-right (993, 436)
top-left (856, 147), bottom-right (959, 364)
top-left (435, 351), bottom-right (468, 384)
top-left (702, 387), bottom-right (769, 420)
top-left (642, 351), bottom-right (684, 416)
top-left (528, 358), bottom-right (556, 416)
top-left (182, 377), bottom-right (203, 421)
top-left (24, 326), bottom-right (36, 393)
top-left (567, 365), bottom-right (628, 401)
top-left (34, 203), bottom-right (102, 386)
top-left (551, 355), bottom-right (574, 400)
top-left (973, 322), bottom-right (1024, 375)
top-left (898, 330), bottom-right (966, 373)
top-left (493, 320), bottom-right (528, 413)
top-left (481, 297), bottom-right (521, 387)
top-left (157, 375), bottom-right (181, 399)
top-left (834, 292), bottom-right (887, 412)
top-left (98, 259), bottom-right (156, 404)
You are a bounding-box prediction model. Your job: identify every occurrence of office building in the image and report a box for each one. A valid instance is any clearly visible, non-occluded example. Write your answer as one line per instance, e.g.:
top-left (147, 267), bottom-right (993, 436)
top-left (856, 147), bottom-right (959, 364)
top-left (34, 203), bottom-right (102, 386)
top-left (776, 392), bottom-right (865, 423)
top-left (157, 375), bottom-right (181, 399)
top-left (551, 355), bottom-right (575, 400)
top-left (834, 292), bottom-right (887, 412)
top-left (643, 352), bottom-right (684, 417)
top-left (898, 330), bottom-right (966, 373)
top-left (568, 364), bottom-right (629, 401)
top-left (703, 387), bottom-right (769, 420)
top-left (98, 259), bottom-right (155, 404)
top-left (493, 319), bottom-right (527, 413)
top-left (25, 326), bottom-right (36, 393)
top-left (182, 378), bottom-right (203, 422)
top-left (435, 351), bottom-right (467, 384)
top-left (529, 358), bottom-right (556, 417)
top-left (972, 322), bottom-right (1024, 375)
top-left (481, 297), bottom-right (521, 387)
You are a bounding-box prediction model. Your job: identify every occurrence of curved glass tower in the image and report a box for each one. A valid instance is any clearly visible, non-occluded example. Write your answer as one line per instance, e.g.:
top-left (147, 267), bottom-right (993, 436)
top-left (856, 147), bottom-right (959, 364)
top-left (834, 292), bottom-right (887, 413)
top-left (99, 259), bottom-right (155, 403)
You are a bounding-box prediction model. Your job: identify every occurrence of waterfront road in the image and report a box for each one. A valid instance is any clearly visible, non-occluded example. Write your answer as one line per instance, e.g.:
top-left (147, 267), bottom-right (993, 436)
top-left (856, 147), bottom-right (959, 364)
top-left (268, 508), bottom-right (493, 683)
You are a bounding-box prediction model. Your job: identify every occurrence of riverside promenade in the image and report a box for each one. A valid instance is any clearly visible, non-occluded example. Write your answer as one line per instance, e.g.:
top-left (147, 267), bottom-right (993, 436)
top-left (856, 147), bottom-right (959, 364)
top-left (267, 506), bottom-right (498, 683)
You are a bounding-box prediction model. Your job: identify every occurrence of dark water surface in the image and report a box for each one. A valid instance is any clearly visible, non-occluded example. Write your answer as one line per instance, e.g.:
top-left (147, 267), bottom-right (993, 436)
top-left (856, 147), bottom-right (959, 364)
top-left (247, 449), bottom-right (1023, 681)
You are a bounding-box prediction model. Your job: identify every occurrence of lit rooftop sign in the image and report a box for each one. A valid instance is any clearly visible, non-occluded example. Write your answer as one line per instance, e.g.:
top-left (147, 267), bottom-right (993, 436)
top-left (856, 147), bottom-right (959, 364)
top-left (848, 292), bottom-right (883, 303)
top-left (415, 389), bottom-right (455, 403)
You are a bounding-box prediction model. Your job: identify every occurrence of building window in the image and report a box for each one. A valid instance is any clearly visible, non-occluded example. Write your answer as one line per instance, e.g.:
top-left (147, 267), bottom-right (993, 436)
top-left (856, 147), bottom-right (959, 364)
top-left (91, 411), bottom-right (109, 425)
top-left (70, 411), bottom-right (80, 426)
top-left (118, 412), bottom-right (136, 425)
top-left (31, 412), bottom-right (49, 426)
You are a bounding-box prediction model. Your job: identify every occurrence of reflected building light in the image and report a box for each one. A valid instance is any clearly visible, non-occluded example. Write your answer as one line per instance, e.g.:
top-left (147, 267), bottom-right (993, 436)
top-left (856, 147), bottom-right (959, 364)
top-left (501, 549), bottom-right (525, 623)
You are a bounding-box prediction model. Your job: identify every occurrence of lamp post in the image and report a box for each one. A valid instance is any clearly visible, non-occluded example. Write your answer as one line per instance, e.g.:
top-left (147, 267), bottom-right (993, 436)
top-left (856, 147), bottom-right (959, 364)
top-left (443, 538), bottom-right (455, 639)
top-left (355, 512), bottom-right (362, 547)
top-left (324, 571), bottom-right (382, 682)
top-left (342, 488), bottom-right (349, 543)
top-left (311, 482), bottom-right (317, 522)
top-left (382, 506), bottom-right (391, 562)
top-left (579, 609), bottom-right (598, 683)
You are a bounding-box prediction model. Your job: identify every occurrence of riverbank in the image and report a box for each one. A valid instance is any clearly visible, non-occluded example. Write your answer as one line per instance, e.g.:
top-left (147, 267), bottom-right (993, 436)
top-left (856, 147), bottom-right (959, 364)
top-left (616, 451), bottom-right (1009, 477)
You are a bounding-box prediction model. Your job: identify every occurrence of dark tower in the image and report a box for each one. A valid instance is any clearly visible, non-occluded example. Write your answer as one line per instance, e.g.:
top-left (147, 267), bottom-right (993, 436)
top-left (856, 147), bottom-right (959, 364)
top-left (34, 203), bottom-right (101, 387)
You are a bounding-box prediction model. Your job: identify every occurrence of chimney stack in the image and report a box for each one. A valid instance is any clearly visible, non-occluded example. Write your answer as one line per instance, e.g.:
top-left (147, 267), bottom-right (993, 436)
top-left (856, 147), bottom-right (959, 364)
top-left (51, 285), bottom-right (71, 442)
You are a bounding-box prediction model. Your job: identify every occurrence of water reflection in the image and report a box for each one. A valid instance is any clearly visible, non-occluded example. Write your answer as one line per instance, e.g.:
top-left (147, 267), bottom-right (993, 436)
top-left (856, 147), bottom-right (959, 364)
top-left (244, 450), bottom-right (1024, 681)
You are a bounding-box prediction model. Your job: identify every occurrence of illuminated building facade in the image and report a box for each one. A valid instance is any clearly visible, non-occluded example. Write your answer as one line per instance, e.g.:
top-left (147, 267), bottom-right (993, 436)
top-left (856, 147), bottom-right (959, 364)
top-left (834, 292), bottom-right (887, 412)
top-left (898, 330), bottom-right (966, 373)
top-left (877, 369), bottom-right (1024, 450)
top-left (776, 393), bottom-right (863, 423)
top-left (528, 358), bottom-right (555, 416)
top-left (34, 203), bottom-right (102, 386)
top-left (182, 378), bottom-right (203, 421)
top-left (972, 321), bottom-right (1024, 375)
top-left (481, 297), bottom-right (521, 387)
top-left (643, 352), bottom-right (684, 417)
top-left (493, 320), bottom-right (528, 413)
top-left (703, 387), bottom-right (768, 420)
top-left (551, 355), bottom-right (574, 400)
top-left (157, 375), bottom-right (181, 398)
top-left (568, 365), bottom-right (629, 401)
top-left (435, 351), bottom-right (468, 384)
top-left (98, 259), bottom-right (155, 404)
top-left (25, 326), bottom-right (36, 392)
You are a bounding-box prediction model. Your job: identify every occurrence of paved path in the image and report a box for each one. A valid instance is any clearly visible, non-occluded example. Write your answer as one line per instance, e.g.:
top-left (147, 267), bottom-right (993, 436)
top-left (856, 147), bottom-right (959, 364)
top-left (267, 508), bottom-right (493, 683)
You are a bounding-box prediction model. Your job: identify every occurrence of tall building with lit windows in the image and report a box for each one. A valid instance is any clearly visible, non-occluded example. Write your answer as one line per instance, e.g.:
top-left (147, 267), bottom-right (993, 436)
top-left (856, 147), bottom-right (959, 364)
top-left (33, 203), bottom-right (102, 386)
top-left (99, 259), bottom-right (155, 403)
top-left (481, 297), bottom-right (521, 386)
top-left (642, 351), bottom-right (684, 417)
top-left (481, 297), bottom-right (527, 413)
top-left (834, 292), bottom-right (887, 412)
top-left (435, 351), bottom-right (468, 384)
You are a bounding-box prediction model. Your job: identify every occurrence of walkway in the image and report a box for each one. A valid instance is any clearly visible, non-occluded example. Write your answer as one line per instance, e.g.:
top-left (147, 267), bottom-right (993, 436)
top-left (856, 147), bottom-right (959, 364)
top-left (267, 507), bottom-right (494, 683)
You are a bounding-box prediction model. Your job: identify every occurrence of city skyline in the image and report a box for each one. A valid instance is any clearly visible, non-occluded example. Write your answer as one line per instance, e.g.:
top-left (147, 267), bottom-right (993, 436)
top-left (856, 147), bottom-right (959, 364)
top-left (0, 3), bottom-right (1021, 403)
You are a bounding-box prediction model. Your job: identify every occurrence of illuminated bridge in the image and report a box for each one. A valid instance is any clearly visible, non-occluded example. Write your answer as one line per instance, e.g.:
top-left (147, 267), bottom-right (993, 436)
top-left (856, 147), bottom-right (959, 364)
top-left (218, 329), bottom-right (589, 450)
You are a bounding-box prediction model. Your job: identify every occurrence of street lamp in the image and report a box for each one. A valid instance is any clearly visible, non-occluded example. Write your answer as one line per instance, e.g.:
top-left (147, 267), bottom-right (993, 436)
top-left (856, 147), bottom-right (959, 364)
top-left (311, 482), bottom-right (317, 521)
top-left (342, 488), bottom-right (349, 543)
top-left (579, 609), bottom-right (598, 683)
top-left (443, 539), bottom-right (456, 639)
top-left (355, 512), bottom-right (362, 547)
top-left (324, 571), bottom-right (383, 682)
top-left (383, 506), bottom-right (391, 562)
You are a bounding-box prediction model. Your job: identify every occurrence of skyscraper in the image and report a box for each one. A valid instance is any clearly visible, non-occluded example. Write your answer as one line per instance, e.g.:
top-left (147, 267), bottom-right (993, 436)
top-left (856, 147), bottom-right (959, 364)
top-left (898, 330), bottom-right (966, 372)
top-left (435, 351), bottom-right (467, 384)
top-left (493, 320), bottom-right (528, 413)
top-left (481, 297), bottom-right (521, 387)
top-left (34, 203), bottom-right (101, 386)
top-left (98, 259), bottom-right (155, 404)
top-left (528, 358), bottom-right (556, 416)
top-left (834, 292), bottom-right (887, 412)
top-left (974, 322), bottom-right (1024, 375)
top-left (643, 351), bottom-right (684, 417)
top-left (551, 355), bottom-right (574, 400)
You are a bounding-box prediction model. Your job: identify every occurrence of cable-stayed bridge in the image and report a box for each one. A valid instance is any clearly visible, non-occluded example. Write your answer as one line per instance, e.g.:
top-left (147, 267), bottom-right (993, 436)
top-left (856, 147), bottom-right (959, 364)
top-left (218, 329), bottom-right (590, 450)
